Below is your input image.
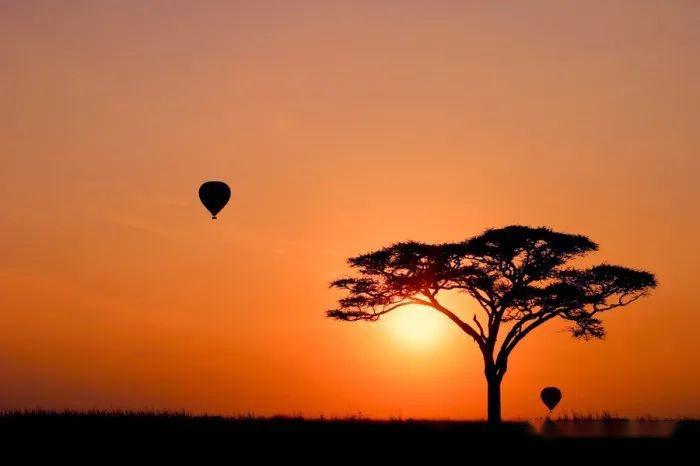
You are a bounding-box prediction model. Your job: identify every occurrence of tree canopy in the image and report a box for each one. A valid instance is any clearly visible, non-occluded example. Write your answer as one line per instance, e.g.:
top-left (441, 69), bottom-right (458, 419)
top-left (327, 226), bottom-right (656, 357)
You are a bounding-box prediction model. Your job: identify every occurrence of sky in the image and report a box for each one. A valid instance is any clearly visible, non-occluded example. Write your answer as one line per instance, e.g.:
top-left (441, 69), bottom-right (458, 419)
top-left (1, 0), bottom-right (699, 419)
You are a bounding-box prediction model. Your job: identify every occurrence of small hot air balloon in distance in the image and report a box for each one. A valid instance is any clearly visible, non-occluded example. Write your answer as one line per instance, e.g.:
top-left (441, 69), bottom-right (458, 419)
top-left (199, 181), bottom-right (231, 219)
top-left (540, 386), bottom-right (562, 414)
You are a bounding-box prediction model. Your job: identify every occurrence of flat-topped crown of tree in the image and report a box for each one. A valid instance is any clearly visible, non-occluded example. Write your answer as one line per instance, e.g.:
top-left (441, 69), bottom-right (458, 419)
top-left (326, 225), bottom-right (657, 423)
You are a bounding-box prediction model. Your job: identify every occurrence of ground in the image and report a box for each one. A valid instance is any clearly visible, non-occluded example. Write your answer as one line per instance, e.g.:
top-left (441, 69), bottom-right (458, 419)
top-left (2, 412), bottom-right (697, 459)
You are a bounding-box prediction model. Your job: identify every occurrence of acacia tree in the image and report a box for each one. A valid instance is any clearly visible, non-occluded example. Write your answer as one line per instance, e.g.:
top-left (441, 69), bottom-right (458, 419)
top-left (326, 226), bottom-right (656, 423)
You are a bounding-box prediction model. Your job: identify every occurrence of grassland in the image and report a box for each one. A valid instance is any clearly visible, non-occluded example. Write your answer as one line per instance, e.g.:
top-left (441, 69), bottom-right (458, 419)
top-left (1, 410), bottom-right (697, 458)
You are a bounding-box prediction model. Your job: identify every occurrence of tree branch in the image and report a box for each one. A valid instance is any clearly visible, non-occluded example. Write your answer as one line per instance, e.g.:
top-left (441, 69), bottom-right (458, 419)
top-left (473, 314), bottom-right (486, 339)
top-left (421, 290), bottom-right (485, 349)
top-left (496, 310), bottom-right (561, 367)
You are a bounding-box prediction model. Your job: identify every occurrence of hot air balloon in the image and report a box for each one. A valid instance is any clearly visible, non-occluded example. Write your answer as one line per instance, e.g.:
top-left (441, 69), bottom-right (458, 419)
top-left (540, 387), bottom-right (562, 413)
top-left (199, 181), bottom-right (231, 219)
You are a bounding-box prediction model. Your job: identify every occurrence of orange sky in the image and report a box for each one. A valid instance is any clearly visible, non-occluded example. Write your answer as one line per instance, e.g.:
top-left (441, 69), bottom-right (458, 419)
top-left (1, 1), bottom-right (699, 419)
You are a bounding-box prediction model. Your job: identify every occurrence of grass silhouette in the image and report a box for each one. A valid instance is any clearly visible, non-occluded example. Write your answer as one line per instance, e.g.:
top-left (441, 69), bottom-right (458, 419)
top-left (2, 409), bottom-right (698, 460)
top-left (1, 409), bottom-right (532, 438)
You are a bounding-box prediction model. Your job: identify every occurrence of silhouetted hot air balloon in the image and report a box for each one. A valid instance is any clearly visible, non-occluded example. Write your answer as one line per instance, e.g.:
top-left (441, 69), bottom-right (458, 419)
top-left (199, 181), bottom-right (231, 219)
top-left (540, 387), bottom-right (562, 413)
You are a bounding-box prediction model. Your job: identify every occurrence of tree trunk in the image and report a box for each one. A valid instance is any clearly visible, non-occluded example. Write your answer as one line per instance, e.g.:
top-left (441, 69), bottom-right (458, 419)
top-left (486, 374), bottom-right (502, 424)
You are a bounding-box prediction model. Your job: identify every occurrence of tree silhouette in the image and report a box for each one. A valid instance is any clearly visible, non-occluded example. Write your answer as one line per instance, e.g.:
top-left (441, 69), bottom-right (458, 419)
top-left (326, 226), bottom-right (657, 423)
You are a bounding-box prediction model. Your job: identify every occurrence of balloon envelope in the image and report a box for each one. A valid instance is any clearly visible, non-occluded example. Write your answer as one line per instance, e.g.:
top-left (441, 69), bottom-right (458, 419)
top-left (540, 387), bottom-right (562, 411)
top-left (199, 181), bottom-right (231, 219)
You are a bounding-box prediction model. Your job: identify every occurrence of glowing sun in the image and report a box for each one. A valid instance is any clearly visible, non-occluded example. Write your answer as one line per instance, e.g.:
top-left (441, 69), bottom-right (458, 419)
top-left (383, 304), bottom-right (447, 346)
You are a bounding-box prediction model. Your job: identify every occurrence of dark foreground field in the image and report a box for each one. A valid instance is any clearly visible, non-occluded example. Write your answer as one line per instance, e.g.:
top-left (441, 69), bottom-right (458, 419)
top-left (2, 411), bottom-right (698, 459)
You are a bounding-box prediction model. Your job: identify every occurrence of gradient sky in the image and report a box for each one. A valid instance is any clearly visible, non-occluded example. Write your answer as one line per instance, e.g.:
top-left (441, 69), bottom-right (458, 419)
top-left (1, 0), bottom-right (699, 419)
